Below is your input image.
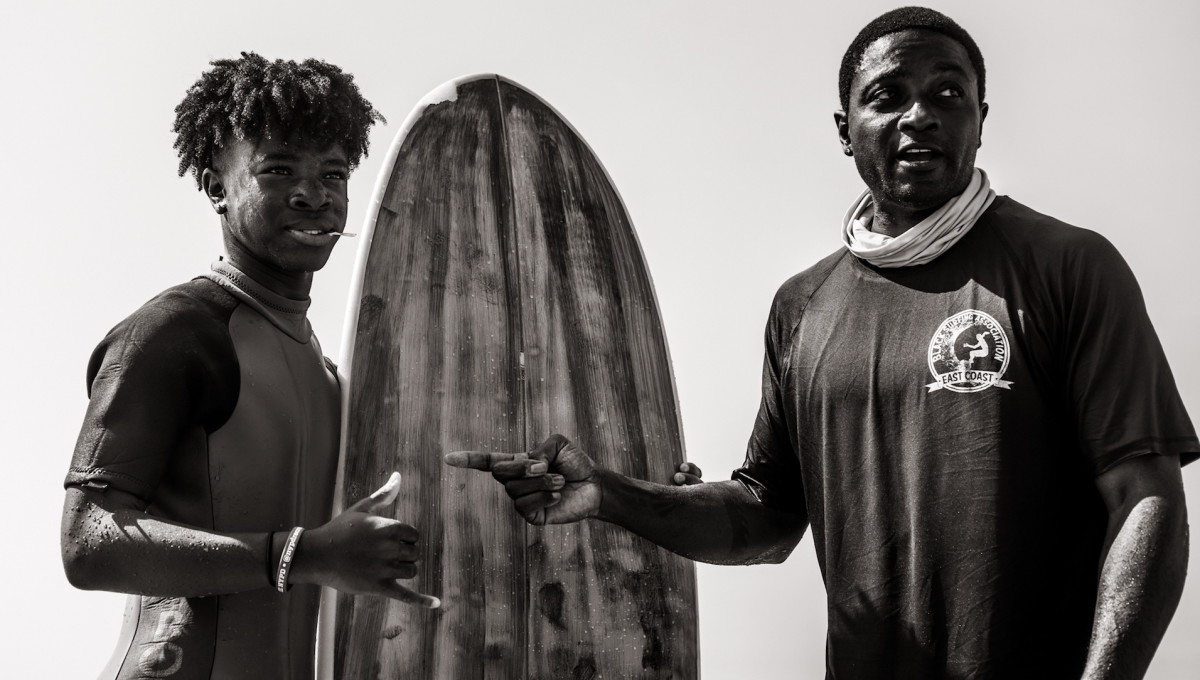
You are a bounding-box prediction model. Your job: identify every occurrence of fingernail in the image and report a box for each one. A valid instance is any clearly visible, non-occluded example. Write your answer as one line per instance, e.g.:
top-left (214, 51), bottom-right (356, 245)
top-left (549, 474), bottom-right (565, 487)
top-left (681, 463), bottom-right (690, 472)
top-left (529, 462), bottom-right (548, 475)
top-left (674, 473), bottom-right (685, 483)
top-left (429, 596), bottom-right (441, 609)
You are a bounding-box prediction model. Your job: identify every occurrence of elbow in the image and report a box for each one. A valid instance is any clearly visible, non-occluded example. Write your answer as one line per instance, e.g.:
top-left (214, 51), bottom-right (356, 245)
top-left (61, 523), bottom-right (131, 593)
top-left (718, 488), bottom-right (808, 566)
top-left (724, 517), bottom-right (807, 566)
top-left (61, 541), bottom-right (106, 591)
top-left (734, 535), bottom-right (802, 566)
top-left (62, 538), bottom-right (132, 593)
top-left (60, 488), bottom-right (124, 592)
top-left (704, 541), bottom-right (797, 567)
top-left (756, 543), bottom-right (799, 565)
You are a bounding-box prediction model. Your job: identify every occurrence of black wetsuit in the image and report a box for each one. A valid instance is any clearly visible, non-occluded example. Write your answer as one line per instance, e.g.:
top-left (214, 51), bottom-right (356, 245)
top-left (66, 260), bottom-right (340, 680)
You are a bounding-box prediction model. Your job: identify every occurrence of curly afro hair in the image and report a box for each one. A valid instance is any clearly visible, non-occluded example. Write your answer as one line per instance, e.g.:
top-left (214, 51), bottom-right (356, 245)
top-left (173, 52), bottom-right (385, 188)
top-left (838, 7), bottom-right (985, 112)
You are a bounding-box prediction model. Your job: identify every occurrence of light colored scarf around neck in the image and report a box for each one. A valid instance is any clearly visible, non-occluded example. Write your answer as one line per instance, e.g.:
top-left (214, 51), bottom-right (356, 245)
top-left (841, 168), bottom-right (995, 268)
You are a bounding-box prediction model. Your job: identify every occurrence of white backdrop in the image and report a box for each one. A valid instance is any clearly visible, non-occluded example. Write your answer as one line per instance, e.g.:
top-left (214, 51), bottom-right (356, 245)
top-left (3, 1), bottom-right (1198, 677)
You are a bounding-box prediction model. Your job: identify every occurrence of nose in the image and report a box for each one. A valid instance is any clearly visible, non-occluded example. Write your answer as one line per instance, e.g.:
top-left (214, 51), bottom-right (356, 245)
top-left (898, 97), bottom-right (938, 132)
top-left (289, 178), bottom-right (330, 212)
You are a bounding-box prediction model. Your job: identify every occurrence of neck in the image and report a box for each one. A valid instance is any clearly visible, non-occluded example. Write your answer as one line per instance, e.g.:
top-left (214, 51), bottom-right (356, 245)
top-left (869, 171), bottom-right (981, 238)
top-left (223, 240), bottom-right (314, 300)
top-left (869, 202), bottom-right (942, 238)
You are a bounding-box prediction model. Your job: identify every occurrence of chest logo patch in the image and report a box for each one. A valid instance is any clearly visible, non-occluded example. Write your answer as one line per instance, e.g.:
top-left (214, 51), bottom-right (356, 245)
top-left (926, 309), bottom-right (1014, 393)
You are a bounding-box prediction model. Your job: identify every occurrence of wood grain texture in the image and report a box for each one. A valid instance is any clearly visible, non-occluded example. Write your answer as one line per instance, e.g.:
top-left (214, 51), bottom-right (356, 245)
top-left (334, 75), bottom-right (697, 679)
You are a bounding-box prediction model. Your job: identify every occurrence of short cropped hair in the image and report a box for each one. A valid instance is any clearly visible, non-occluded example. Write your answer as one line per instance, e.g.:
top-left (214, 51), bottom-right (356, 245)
top-left (838, 7), bottom-right (986, 112)
top-left (173, 52), bottom-right (385, 188)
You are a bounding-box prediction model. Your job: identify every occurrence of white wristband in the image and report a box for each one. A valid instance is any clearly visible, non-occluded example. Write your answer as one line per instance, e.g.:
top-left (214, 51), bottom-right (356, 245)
top-left (275, 526), bottom-right (304, 593)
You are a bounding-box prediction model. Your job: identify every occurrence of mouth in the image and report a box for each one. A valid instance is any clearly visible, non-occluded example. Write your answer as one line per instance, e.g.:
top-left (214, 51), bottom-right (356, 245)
top-left (895, 144), bottom-right (944, 169)
top-left (286, 227), bottom-right (354, 243)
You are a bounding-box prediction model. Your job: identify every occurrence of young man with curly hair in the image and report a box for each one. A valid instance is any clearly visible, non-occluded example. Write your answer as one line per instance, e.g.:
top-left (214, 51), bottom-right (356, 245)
top-left (60, 53), bottom-right (437, 680)
top-left (450, 7), bottom-right (1196, 679)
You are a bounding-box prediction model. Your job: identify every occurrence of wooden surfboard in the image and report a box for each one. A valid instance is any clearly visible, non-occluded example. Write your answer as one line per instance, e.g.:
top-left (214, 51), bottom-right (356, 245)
top-left (320, 74), bottom-right (698, 679)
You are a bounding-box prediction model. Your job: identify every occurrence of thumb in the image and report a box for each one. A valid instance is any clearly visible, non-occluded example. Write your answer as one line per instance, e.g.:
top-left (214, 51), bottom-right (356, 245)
top-left (347, 472), bottom-right (401, 514)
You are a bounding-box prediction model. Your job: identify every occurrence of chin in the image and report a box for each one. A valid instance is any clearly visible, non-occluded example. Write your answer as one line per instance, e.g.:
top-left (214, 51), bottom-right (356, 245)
top-left (889, 181), bottom-right (963, 212)
top-left (903, 169), bottom-right (975, 203)
top-left (277, 251), bottom-right (335, 274)
top-left (296, 258), bottom-right (333, 274)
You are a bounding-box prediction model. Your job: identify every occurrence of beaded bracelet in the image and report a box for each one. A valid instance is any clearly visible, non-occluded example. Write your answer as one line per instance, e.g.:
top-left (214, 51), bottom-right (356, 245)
top-left (275, 527), bottom-right (305, 593)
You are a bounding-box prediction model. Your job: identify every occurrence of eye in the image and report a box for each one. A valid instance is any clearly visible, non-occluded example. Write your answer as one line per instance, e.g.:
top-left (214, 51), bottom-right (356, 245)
top-left (937, 85), bottom-right (964, 98)
top-left (264, 166), bottom-right (292, 176)
top-left (323, 170), bottom-right (348, 181)
top-left (870, 87), bottom-right (894, 102)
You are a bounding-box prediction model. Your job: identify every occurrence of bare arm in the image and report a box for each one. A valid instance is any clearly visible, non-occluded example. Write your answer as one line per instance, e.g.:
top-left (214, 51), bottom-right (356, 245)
top-left (61, 473), bottom-right (439, 606)
top-left (1081, 454), bottom-right (1188, 680)
top-left (446, 434), bottom-right (808, 566)
top-left (597, 471), bottom-right (808, 565)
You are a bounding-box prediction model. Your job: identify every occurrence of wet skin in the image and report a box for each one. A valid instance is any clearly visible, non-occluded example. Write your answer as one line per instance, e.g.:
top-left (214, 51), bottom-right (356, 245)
top-left (201, 137), bottom-right (350, 298)
top-left (834, 29), bottom-right (988, 238)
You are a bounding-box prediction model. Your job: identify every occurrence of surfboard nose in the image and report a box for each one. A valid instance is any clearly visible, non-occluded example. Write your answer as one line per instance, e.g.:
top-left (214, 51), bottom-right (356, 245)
top-left (327, 75), bottom-right (697, 679)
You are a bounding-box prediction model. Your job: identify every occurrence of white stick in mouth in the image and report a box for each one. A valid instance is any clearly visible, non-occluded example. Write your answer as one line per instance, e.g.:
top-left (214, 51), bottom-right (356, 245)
top-left (293, 229), bottom-right (358, 238)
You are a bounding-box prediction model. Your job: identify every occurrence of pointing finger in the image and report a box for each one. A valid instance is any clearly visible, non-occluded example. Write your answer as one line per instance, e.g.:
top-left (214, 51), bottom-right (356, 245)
top-left (348, 472), bottom-right (402, 513)
top-left (444, 451), bottom-right (527, 471)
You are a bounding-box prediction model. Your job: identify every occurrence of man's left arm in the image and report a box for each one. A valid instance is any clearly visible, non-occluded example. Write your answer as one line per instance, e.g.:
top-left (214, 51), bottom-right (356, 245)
top-left (1082, 454), bottom-right (1188, 680)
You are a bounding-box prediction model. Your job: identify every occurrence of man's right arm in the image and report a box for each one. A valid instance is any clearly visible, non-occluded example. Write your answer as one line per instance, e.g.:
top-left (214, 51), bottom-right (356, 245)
top-left (62, 298), bottom-right (435, 606)
top-left (62, 485), bottom-right (276, 596)
top-left (599, 471), bottom-right (808, 566)
top-left (63, 473), bottom-right (439, 606)
top-left (446, 434), bottom-right (808, 566)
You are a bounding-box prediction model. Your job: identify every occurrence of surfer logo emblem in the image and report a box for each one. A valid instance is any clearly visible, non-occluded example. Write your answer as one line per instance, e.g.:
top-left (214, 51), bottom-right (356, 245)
top-left (926, 310), bottom-right (1014, 393)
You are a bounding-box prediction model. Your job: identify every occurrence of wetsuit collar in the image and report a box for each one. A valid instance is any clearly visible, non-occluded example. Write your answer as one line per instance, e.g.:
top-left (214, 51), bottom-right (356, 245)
top-left (203, 258), bottom-right (314, 343)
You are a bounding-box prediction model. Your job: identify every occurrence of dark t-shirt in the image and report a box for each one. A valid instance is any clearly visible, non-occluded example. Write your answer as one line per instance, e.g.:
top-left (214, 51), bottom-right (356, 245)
top-left (735, 196), bottom-right (1198, 679)
top-left (66, 261), bottom-right (340, 680)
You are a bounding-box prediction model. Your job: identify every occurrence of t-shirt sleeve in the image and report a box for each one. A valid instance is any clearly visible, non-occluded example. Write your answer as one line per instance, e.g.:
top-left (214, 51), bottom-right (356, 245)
top-left (1057, 232), bottom-right (1199, 472)
top-left (65, 297), bottom-right (238, 502)
top-left (732, 294), bottom-right (807, 515)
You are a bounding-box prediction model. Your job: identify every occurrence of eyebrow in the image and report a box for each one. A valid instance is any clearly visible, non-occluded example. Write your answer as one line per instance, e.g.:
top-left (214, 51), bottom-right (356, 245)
top-left (930, 61), bottom-right (969, 77)
top-left (867, 61), bottom-right (969, 85)
top-left (257, 152), bottom-right (301, 163)
top-left (257, 152), bottom-right (349, 166)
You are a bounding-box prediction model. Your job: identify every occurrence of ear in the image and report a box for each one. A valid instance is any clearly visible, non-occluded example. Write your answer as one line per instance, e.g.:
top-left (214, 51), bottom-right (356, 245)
top-left (834, 110), bottom-right (852, 156)
top-left (978, 102), bottom-right (989, 148)
top-left (201, 168), bottom-right (227, 215)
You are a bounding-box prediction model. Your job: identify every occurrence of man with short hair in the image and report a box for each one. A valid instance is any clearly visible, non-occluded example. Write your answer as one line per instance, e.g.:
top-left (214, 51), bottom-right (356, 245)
top-left (449, 8), bottom-right (1196, 678)
top-left (60, 53), bottom-right (437, 680)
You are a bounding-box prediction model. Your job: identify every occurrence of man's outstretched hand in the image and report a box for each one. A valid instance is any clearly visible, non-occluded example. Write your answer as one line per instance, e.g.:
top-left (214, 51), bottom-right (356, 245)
top-left (445, 434), bottom-right (704, 525)
top-left (445, 434), bottom-right (600, 526)
top-left (291, 472), bottom-right (440, 608)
